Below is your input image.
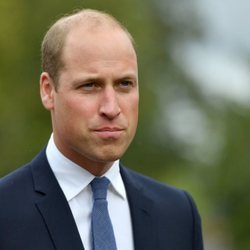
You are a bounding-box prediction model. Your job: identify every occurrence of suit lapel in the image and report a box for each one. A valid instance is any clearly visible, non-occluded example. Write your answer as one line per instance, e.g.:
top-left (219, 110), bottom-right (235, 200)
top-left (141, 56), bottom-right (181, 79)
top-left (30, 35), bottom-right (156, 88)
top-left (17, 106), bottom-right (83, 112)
top-left (120, 166), bottom-right (157, 250)
top-left (30, 150), bottom-right (84, 250)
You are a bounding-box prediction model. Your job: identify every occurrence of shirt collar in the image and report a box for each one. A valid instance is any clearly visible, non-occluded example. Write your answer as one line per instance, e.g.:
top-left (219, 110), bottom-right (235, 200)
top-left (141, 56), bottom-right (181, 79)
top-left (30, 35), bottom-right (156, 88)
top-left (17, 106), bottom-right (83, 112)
top-left (46, 134), bottom-right (127, 201)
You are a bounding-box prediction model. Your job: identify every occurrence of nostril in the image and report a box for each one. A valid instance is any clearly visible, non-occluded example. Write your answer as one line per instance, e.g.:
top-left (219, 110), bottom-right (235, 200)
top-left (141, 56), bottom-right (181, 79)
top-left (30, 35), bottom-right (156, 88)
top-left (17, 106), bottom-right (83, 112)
top-left (100, 104), bottom-right (121, 119)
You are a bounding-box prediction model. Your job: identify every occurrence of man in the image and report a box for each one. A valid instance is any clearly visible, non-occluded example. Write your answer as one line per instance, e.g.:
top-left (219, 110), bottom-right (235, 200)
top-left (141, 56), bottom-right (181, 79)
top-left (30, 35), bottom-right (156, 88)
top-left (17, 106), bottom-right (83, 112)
top-left (0, 9), bottom-right (203, 250)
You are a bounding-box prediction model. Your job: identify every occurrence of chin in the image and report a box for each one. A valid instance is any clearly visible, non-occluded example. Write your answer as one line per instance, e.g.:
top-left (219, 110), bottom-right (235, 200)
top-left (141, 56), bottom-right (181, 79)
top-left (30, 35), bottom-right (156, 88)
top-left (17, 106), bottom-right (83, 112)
top-left (98, 153), bottom-right (122, 162)
top-left (96, 148), bottom-right (125, 163)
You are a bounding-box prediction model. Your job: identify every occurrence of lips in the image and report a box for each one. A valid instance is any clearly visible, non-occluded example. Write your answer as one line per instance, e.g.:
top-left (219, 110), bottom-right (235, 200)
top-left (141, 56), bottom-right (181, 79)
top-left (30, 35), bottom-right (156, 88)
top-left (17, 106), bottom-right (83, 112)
top-left (92, 127), bottom-right (125, 140)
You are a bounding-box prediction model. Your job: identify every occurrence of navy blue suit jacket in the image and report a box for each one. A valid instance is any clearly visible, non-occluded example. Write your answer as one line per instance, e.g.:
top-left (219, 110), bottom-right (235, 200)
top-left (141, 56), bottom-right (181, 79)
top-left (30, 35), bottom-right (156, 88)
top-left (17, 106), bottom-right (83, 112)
top-left (0, 149), bottom-right (203, 249)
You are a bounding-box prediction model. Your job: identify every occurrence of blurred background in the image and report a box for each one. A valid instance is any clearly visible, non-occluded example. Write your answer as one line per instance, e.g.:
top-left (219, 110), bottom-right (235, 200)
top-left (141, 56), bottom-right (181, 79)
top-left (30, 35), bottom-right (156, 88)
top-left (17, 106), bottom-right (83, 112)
top-left (1, 0), bottom-right (250, 249)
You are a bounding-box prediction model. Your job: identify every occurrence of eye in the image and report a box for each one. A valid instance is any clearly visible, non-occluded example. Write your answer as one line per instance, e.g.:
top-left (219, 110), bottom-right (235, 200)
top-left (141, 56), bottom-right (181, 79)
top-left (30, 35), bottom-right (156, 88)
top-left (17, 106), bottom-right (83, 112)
top-left (82, 82), bottom-right (95, 89)
top-left (119, 79), bottom-right (134, 89)
top-left (78, 81), bottom-right (101, 91)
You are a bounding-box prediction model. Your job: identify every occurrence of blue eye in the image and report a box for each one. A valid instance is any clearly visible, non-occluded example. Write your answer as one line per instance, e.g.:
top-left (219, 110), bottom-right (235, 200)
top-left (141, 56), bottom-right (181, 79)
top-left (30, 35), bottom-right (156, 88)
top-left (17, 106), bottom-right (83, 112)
top-left (80, 82), bottom-right (102, 91)
top-left (120, 80), bottom-right (133, 88)
top-left (82, 82), bottom-right (95, 89)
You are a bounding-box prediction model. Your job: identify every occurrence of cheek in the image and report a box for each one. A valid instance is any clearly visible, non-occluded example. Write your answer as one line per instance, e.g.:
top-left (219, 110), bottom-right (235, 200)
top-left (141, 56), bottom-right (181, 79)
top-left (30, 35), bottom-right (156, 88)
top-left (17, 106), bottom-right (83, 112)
top-left (63, 96), bottom-right (96, 114)
top-left (122, 94), bottom-right (139, 119)
top-left (129, 93), bottom-right (139, 110)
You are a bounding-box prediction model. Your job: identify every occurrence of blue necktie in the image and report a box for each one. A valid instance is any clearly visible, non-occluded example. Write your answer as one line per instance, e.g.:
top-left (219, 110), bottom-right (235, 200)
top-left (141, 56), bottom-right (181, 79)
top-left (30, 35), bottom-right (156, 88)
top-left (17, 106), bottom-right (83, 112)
top-left (90, 177), bottom-right (117, 250)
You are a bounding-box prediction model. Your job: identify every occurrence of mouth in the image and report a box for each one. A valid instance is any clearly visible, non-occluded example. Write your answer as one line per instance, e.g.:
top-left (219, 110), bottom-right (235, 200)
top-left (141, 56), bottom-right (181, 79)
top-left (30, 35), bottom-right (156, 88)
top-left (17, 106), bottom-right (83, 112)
top-left (92, 127), bottom-right (125, 140)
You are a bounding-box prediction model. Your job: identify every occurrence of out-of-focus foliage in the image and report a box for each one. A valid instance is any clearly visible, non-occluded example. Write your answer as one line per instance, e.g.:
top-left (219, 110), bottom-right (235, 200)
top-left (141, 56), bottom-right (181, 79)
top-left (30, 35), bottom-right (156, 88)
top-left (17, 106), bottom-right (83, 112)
top-left (1, 0), bottom-right (249, 249)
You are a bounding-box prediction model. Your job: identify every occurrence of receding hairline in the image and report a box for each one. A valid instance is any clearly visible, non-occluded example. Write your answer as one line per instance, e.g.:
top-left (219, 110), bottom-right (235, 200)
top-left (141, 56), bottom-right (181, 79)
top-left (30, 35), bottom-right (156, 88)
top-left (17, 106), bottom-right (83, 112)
top-left (62, 9), bottom-right (135, 45)
top-left (59, 9), bottom-right (132, 33)
top-left (43, 9), bottom-right (135, 50)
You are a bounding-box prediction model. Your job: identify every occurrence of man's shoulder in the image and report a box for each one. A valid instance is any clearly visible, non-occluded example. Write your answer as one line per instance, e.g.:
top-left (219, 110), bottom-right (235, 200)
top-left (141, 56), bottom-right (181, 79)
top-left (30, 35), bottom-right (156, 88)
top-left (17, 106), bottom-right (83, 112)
top-left (0, 149), bottom-right (45, 192)
top-left (121, 164), bottom-right (201, 229)
top-left (120, 165), bottom-right (190, 203)
top-left (0, 163), bottom-right (35, 219)
top-left (0, 163), bottom-right (32, 193)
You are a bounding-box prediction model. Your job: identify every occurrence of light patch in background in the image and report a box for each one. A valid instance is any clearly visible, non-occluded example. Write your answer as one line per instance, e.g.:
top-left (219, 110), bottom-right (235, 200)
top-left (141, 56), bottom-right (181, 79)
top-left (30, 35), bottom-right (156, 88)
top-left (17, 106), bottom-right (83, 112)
top-left (194, 0), bottom-right (250, 53)
top-left (174, 42), bottom-right (250, 107)
top-left (176, 0), bottom-right (250, 107)
top-left (157, 0), bottom-right (250, 107)
top-left (157, 87), bottom-right (225, 165)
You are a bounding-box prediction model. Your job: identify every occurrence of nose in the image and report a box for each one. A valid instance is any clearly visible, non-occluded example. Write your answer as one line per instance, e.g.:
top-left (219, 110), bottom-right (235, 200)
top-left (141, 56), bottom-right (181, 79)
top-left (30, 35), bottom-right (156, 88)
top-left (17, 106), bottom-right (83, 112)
top-left (99, 87), bottom-right (121, 119)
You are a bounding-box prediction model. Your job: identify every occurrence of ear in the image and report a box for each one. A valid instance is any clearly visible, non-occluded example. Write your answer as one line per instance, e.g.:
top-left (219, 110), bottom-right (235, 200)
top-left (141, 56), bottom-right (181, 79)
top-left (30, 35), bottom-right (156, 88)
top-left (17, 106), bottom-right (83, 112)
top-left (40, 72), bottom-right (56, 110)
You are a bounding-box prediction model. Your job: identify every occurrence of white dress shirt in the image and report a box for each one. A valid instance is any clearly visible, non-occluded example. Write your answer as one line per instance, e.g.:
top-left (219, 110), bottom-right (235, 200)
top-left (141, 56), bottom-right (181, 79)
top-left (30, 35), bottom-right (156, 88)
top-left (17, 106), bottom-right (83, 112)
top-left (46, 135), bottom-right (134, 250)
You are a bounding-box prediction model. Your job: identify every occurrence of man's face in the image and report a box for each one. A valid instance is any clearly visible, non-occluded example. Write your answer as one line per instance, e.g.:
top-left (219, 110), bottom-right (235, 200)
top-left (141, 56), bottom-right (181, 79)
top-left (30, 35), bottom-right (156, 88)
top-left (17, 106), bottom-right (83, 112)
top-left (41, 25), bottom-right (139, 174)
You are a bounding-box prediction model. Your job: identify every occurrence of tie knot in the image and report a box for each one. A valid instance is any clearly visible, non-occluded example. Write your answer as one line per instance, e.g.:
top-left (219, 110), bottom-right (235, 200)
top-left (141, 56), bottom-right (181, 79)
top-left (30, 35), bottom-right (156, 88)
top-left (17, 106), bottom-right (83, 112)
top-left (91, 177), bottom-right (110, 200)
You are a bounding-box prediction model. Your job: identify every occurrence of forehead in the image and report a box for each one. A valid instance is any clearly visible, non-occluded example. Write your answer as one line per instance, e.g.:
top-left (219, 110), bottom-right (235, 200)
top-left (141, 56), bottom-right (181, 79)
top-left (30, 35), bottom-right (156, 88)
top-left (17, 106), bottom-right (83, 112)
top-left (62, 24), bottom-right (137, 62)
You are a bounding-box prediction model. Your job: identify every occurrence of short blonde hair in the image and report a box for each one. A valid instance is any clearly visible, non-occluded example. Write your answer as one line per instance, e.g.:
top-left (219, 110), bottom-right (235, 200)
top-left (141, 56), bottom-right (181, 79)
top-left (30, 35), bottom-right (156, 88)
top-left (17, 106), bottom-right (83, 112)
top-left (41, 9), bottom-right (134, 87)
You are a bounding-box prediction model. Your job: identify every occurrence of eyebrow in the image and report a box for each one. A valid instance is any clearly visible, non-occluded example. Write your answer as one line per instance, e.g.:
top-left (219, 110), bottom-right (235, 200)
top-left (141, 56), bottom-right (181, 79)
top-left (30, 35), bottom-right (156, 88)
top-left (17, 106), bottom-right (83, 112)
top-left (71, 72), bottom-right (138, 85)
